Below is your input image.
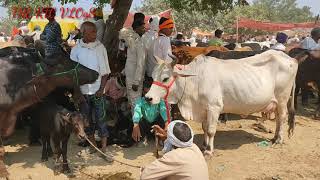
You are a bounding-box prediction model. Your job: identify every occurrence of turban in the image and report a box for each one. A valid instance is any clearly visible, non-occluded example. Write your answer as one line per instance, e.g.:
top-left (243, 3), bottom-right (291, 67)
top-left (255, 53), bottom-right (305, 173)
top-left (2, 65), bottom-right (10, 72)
top-left (311, 27), bottom-right (320, 37)
top-left (276, 32), bottom-right (288, 44)
top-left (132, 20), bottom-right (145, 29)
top-left (162, 120), bottom-right (194, 153)
top-left (94, 8), bottom-right (103, 18)
top-left (159, 19), bottom-right (174, 31)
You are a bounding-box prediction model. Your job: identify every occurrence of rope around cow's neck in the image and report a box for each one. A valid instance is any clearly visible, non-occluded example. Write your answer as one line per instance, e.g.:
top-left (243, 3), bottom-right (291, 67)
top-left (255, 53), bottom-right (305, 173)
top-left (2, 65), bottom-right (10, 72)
top-left (83, 135), bottom-right (141, 169)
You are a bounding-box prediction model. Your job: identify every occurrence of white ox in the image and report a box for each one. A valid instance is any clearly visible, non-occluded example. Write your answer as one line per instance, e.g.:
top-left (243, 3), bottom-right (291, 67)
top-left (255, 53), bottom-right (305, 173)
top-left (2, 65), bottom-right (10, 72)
top-left (146, 50), bottom-right (298, 155)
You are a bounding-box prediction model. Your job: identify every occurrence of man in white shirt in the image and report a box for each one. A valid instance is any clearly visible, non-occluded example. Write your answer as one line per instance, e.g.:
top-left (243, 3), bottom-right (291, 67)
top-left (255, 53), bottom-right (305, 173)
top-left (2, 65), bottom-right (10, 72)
top-left (119, 15), bottom-right (146, 114)
top-left (70, 21), bottom-right (111, 154)
top-left (32, 26), bottom-right (42, 41)
top-left (93, 8), bottom-right (106, 42)
top-left (144, 16), bottom-right (159, 79)
top-left (301, 27), bottom-right (320, 50)
top-left (153, 17), bottom-right (174, 63)
top-left (271, 32), bottom-right (288, 51)
top-left (143, 16), bottom-right (159, 89)
top-left (0, 32), bottom-right (5, 42)
top-left (141, 120), bottom-right (209, 180)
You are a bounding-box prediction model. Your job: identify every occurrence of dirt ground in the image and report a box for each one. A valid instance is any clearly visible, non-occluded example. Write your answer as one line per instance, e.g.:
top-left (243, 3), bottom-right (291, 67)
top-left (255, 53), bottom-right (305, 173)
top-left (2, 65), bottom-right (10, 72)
top-left (3, 98), bottom-right (320, 180)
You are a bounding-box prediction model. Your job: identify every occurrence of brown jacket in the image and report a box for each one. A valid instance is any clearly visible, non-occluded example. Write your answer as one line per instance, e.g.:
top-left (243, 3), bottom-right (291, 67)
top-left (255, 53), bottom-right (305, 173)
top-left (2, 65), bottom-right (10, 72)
top-left (140, 144), bottom-right (209, 180)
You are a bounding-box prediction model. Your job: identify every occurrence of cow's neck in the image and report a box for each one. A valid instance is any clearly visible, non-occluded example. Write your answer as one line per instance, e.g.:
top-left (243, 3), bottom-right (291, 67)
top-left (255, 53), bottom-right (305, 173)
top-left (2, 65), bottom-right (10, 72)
top-left (10, 76), bottom-right (58, 114)
top-left (168, 77), bottom-right (190, 107)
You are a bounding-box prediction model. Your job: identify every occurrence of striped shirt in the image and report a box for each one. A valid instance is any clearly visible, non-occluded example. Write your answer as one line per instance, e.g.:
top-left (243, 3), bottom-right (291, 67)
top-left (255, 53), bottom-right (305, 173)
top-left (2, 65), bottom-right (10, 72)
top-left (40, 20), bottom-right (62, 56)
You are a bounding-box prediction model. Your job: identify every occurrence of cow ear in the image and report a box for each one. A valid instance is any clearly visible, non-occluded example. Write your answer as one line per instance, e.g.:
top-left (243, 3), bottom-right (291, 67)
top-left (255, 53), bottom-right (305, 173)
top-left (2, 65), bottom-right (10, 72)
top-left (154, 56), bottom-right (166, 65)
top-left (59, 111), bottom-right (71, 123)
top-left (173, 69), bottom-right (197, 77)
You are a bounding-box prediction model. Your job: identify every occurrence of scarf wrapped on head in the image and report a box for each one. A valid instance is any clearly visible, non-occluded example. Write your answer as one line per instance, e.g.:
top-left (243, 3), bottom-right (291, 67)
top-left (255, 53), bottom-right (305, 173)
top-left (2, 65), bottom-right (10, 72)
top-left (276, 32), bottom-right (288, 44)
top-left (159, 19), bottom-right (174, 31)
top-left (162, 120), bottom-right (194, 153)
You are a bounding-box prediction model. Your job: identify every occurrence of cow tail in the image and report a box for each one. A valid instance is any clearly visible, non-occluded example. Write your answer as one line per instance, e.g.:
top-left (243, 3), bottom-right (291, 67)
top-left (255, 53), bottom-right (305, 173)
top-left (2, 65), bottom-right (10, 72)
top-left (288, 81), bottom-right (296, 138)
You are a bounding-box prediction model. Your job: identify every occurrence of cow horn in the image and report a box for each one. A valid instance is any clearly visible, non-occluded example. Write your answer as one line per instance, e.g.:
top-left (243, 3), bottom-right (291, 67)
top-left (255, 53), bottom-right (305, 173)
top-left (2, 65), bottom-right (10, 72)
top-left (154, 55), bottom-right (166, 65)
top-left (168, 54), bottom-right (178, 67)
top-left (37, 50), bottom-right (44, 61)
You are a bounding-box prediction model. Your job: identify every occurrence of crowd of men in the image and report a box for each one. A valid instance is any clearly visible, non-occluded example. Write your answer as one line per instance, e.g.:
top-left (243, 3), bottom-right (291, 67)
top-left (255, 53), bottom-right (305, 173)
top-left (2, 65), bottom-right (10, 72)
top-left (6, 6), bottom-right (320, 179)
top-left (34, 8), bottom-right (209, 179)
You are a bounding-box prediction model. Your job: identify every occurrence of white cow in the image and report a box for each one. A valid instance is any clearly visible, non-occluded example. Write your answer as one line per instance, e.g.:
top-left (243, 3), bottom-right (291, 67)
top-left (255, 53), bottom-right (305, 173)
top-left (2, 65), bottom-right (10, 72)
top-left (145, 50), bottom-right (298, 155)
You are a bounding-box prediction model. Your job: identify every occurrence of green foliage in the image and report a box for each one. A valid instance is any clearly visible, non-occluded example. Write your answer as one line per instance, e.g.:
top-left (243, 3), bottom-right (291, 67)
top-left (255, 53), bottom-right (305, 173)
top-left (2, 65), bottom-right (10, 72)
top-left (138, 0), bottom-right (220, 34)
top-left (0, 17), bottom-right (19, 34)
top-left (0, 0), bottom-right (52, 21)
top-left (57, 0), bottom-right (110, 7)
top-left (139, 0), bottom-right (314, 36)
top-left (164, 0), bottom-right (234, 14)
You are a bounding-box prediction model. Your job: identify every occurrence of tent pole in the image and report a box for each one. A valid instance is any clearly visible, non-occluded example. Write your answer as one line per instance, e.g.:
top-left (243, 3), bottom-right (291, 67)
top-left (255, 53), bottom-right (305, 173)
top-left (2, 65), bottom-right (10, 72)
top-left (170, 9), bottom-right (178, 35)
top-left (236, 16), bottom-right (239, 43)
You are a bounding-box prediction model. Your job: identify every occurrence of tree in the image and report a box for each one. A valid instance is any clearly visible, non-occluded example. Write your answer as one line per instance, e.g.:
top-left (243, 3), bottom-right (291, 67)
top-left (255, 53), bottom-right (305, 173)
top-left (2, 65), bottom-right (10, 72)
top-left (138, 0), bottom-right (222, 34)
top-left (1, 0), bottom-right (235, 72)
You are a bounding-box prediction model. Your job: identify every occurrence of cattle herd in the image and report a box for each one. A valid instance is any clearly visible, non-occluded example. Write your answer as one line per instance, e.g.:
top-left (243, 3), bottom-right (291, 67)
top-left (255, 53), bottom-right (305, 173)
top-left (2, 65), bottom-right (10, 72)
top-left (0, 38), bottom-right (319, 178)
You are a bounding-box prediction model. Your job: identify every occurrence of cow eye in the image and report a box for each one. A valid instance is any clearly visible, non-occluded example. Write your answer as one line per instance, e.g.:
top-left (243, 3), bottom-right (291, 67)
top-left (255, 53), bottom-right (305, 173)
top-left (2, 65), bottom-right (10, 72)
top-left (162, 78), bottom-right (169, 82)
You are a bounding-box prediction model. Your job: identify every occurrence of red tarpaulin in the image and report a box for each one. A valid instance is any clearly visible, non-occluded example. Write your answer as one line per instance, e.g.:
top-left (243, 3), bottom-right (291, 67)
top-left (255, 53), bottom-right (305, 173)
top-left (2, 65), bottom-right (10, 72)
top-left (236, 18), bottom-right (320, 31)
top-left (123, 9), bottom-right (172, 28)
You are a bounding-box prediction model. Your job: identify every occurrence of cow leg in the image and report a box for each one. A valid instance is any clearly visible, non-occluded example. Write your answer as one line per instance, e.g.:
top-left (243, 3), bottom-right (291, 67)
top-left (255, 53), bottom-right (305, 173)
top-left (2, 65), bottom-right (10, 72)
top-left (272, 102), bottom-right (287, 144)
top-left (204, 107), bottom-right (219, 156)
top-left (41, 136), bottom-right (49, 161)
top-left (52, 138), bottom-right (62, 174)
top-left (47, 142), bottom-right (53, 157)
top-left (0, 136), bottom-right (9, 178)
top-left (301, 87), bottom-right (309, 106)
top-left (202, 121), bottom-right (209, 151)
top-left (61, 137), bottom-right (70, 173)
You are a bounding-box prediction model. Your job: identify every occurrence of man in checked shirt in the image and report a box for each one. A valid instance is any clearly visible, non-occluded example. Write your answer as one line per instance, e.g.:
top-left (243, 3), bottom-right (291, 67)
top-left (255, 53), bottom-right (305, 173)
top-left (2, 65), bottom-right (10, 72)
top-left (40, 7), bottom-right (63, 65)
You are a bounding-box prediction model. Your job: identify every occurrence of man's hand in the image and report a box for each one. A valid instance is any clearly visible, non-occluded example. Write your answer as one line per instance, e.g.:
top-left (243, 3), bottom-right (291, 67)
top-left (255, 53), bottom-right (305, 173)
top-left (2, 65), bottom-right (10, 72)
top-left (73, 93), bottom-right (85, 105)
top-left (95, 89), bottom-right (104, 97)
top-left (132, 124), bottom-right (141, 142)
top-left (132, 84), bottom-right (139, 92)
top-left (152, 125), bottom-right (167, 141)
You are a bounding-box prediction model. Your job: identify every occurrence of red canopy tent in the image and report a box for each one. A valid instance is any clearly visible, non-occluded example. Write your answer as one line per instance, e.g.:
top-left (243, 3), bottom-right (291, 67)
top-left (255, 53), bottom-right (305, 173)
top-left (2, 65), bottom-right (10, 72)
top-left (236, 18), bottom-right (320, 31)
top-left (123, 9), bottom-right (172, 28)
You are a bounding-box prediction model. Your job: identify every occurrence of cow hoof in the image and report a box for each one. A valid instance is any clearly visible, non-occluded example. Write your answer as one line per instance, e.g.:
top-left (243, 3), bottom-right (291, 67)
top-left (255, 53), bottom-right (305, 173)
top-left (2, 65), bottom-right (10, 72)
top-left (62, 165), bottom-right (71, 174)
top-left (271, 137), bottom-right (283, 144)
top-left (47, 151), bottom-right (53, 157)
top-left (203, 150), bottom-right (213, 159)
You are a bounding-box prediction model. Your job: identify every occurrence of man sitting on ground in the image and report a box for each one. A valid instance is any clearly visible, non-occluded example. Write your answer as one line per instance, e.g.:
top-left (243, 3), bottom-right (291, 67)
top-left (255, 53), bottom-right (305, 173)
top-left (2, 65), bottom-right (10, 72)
top-left (140, 120), bottom-right (209, 180)
top-left (131, 91), bottom-right (168, 146)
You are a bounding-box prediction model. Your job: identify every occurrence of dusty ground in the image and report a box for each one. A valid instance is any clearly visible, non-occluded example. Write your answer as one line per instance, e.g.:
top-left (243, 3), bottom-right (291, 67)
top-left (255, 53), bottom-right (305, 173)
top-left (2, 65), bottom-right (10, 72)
top-left (3, 98), bottom-right (320, 180)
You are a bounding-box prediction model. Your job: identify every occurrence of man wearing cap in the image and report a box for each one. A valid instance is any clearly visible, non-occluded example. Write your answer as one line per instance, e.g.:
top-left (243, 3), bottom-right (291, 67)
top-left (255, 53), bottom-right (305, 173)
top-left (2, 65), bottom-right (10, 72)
top-left (119, 13), bottom-right (146, 114)
top-left (208, 29), bottom-right (224, 46)
top-left (143, 16), bottom-right (160, 88)
top-left (301, 27), bottom-right (320, 50)
top-left (153, 17), bottom-right (174, 63)
top-left (94, 8), bottom-right (106, 42)
top-left (40, 8), bottom-right (63, 63)
top-left (140, 120), bottom-right (209, 180)
top-left (271, 32), bottom-right (288, 51)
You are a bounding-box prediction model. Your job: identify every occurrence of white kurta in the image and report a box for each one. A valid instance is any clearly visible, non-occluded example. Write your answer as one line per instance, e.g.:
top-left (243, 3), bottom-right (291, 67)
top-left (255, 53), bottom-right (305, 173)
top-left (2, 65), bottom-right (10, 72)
top-left (153, 33), bottom-right (173, 63)
top-left (119, 28), bottom-right (146, 112)
top-left (94, 19), bottom-right (106, 42)
top-left (301, 37), bottom-right (320, 50)
top-left (271, 43), bottom-right (286, 51)
top-left (143, 16), bottom-right (159, 77)
top-left (70, 40), bottom-right (111, 95)
top-left (140, 144), bottom-right (209, 180)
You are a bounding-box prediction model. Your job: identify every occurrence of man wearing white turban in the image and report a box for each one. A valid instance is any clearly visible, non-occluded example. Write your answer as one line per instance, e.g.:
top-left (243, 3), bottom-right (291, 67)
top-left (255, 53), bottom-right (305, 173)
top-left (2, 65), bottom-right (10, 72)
top-left (140, 120), bottom-right (209, 180)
